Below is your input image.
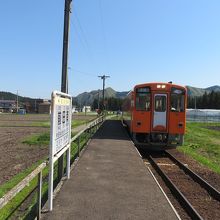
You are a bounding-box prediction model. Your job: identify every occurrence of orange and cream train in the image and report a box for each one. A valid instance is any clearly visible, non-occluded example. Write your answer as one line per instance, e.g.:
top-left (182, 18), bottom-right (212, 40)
top-left (122, 82), bottom-right (187, 148)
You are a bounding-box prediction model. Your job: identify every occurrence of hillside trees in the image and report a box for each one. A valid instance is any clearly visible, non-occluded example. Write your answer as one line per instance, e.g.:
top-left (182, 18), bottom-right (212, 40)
top-left (187, 91), bottom-right (220, 109)
top-left (92, 97), bottom-right (123, 111)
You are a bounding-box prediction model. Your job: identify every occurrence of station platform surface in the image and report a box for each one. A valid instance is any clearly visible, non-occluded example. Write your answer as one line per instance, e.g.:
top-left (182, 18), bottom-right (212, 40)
top-left (44, 120), bottom-right (179, 220)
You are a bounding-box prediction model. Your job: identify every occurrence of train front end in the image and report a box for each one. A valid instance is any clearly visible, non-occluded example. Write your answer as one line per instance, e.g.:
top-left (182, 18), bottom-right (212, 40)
top-left (131, 82), bottom-right (187, 149)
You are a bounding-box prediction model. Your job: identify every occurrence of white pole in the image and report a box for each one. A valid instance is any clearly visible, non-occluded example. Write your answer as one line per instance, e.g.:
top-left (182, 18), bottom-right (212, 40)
top-left (48, 93), bottom-right (56, 211)
top-left (67, 147), bottom-right (70, 179)
top-left (48, 158), bottom-right (54, 211)
top-left (67, 99), bottom-right (72, 179)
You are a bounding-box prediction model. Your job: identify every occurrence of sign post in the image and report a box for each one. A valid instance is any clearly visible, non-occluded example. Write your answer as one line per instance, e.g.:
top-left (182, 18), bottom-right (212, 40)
top-left (48, 91), bottom-right (72, 211)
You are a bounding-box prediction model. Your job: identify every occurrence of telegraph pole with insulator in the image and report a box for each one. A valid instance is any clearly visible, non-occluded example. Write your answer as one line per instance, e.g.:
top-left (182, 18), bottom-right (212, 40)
top-left (97, 89), bottom-right (100, 109)
top-left (58, 0), bottom-right (72, 181)
top-left (98, 75), bottom-right (110, 111)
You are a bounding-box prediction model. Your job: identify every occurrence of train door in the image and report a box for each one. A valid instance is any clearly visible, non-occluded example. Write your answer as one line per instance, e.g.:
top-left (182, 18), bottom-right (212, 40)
top-left (152, 94), bottom-right (167, 131)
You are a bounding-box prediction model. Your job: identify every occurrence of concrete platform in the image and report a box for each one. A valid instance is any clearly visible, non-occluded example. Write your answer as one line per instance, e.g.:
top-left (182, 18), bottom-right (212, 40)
top-left (44, 120), bottom-right (179, 220)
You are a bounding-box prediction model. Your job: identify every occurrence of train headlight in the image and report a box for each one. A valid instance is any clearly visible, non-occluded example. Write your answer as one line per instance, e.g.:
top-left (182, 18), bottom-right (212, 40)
top-left (157, 85), bottom-right (166, 89)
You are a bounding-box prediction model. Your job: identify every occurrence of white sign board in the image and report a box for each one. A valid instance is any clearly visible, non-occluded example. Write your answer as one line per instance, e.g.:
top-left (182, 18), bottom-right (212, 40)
top-left (49, 91), bottom-right (72, 211)
top-left (52, 94), bottom-right (71, 155)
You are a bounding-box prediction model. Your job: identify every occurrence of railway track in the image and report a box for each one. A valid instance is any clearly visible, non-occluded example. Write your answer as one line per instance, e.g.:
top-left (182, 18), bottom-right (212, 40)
top-left (140, 150), bottom-right (220, 220)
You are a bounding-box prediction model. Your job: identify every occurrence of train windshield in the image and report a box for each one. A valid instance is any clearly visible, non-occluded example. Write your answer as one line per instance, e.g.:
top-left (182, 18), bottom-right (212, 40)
top-left (170, 88), bottom-right (185, 112)
top-left (155, 95), bottom-right (166, 112)
top-left (135, 87), bottom-right (150, 111)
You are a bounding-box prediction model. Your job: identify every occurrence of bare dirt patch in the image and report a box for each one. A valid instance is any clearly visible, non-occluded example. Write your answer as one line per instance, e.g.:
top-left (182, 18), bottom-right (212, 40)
top-left (0, 114), bottom-right (50, 185)
top-left (205, 126), bottom-right (220, 131)
top-left (0, 127), bottom-right (48, 185)
top-left (0, 114), bottom-right (50, 127)
top-left (0, 114), bottom-right (97, 186)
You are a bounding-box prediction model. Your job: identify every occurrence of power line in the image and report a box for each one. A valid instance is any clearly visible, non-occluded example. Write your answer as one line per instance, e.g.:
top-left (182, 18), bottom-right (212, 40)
top-left (72, 8), bottom-right (93, 60)
top-left (73, 69), bottom-right (97, 77)
top-left (70, 18), bottom-right (87, 51)
top-left (68, 66), bottom-right (97, 77)
top-left (98, 0), bottom-right (109, 70)
top-left (98, 0), bottom-right (106, 45)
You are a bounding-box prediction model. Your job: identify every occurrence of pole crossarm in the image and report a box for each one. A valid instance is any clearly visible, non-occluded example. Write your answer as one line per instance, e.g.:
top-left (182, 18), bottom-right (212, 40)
top-left (98, 75), bottom-right (110, 111)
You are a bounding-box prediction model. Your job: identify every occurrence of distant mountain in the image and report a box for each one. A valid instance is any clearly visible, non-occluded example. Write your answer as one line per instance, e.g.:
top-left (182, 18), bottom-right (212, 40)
top-left (186, 85), bottom-right (220, 97)
top-left (2, 84), bottom-right (220, 107)
top-left (74, 85), bottom-right (220, 106)
top-left (74, 87), bottom-right (129, 106)
top-left (205, 85), bottom-right (220, 93)
top-left (0, 91), bottom-right (35, 102)
top-left (186, 86), bottom-right (205, 97)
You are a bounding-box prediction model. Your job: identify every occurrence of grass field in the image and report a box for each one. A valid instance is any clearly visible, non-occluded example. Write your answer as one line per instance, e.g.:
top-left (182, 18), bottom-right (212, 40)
top-left (179, 122), bottom-right (220, 174)
top-left (0, 113), bottom-right (98, 219)
top-left (22, 119), bottom-right (91, 146)
top-left (0, 132), bottom-right (92, 220)
top-left (1, 117), bottom-right (220, 219)
top-left (0, 113), bottom-right (96, 186)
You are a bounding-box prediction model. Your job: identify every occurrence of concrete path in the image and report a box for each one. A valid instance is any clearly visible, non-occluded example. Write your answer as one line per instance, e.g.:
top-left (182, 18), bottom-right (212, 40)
top-left (44, 120), bottom-right (179, 220)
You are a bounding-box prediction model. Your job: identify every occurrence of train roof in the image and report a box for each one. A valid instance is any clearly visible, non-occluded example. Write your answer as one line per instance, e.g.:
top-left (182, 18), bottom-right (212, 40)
top-left (134, 82), bottom-right (186, 91)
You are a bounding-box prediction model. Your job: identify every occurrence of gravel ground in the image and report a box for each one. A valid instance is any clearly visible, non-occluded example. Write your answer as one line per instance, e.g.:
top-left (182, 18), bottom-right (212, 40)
top-left (145, 149), bottom-right (220, 220)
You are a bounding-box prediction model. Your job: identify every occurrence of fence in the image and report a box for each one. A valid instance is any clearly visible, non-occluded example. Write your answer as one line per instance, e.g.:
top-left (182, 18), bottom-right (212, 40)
top-left (186, 109), bottom-right (220, 122)
top-left (0, 115), bottom-right (105, 220)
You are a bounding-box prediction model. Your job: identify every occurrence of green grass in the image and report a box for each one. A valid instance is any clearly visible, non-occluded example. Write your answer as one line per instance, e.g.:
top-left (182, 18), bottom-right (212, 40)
top-left (72, 119), bottom-right (87, 127)
top-left (22, 133), bottom-right (50, 146)
top-left (0, 122), bottom-right (50, 128)
top-left (179, 122), bottom-right (220, 174)
top-left (0, 162), bottom-right (43, 198)
top-left (22, 119), bottom-right (91, 146)
top-left (0, 159), bottom-right (46, 220)
top-left (0, 118), bottom-right (94, 128)
top-left (0, 121), bottom-right (99, 219)
top-left (0, 119), bottom-right (87, 128)
top-left (31, 121), bottom-right (50, 128)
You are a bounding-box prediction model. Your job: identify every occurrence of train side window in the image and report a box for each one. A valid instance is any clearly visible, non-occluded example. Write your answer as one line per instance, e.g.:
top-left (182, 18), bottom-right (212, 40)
top-left (171, 88), bottom-right (185, 112)
top-left (155, 96), bottom-right (166, 112)
top-left (136, 87), bottom-right (150, 111)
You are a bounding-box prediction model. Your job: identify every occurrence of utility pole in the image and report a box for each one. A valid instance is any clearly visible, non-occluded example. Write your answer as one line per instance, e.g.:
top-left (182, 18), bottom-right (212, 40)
top-left (97, 89), bottom-right (100, 109)
top-left (61, 0), bottom-right (72, 93)
top-left (58, 0), bottom-right (72, 182)
top-left (16, 90), bottom-right (19, 113)
top-left (98, 75), bottom-right (110, 111)
top-left (34, 99), bottom-right (37, 113)
top-left (194, 96), bottom-right (197, 110)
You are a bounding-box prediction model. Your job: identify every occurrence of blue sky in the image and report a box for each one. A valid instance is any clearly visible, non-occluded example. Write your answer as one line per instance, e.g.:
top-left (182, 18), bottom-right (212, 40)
top-left (0, 0), bottom-right (220, 98)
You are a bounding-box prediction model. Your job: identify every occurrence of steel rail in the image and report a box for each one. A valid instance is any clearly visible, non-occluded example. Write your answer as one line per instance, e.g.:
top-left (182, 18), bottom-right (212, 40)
top-left (148, 155), bottom-right (204, 220)
top-left (165, 150), bottom-right (220, 201)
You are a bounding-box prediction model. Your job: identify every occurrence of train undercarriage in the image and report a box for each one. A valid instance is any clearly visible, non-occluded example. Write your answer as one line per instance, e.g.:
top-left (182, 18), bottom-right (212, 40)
top-left (133, 132), bottom-right (184, 148)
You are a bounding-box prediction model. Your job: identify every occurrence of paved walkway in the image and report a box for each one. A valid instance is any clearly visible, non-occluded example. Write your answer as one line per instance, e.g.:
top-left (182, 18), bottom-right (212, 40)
top-left (44, 120), bottom-right (179, 220)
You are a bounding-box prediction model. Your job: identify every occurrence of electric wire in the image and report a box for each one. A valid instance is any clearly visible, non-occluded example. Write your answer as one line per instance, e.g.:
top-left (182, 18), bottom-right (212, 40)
top-left (72, 68), bottom-right (97, 77)
top-left (98, 0), bottom-right (106, 45)
top-left (72, 7), bottom-right (93, 60)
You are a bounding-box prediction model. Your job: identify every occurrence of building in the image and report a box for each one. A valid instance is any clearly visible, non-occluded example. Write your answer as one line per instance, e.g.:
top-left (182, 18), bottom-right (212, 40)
top-left (82, 106), bottom-right (91, 113)
top-left (38, 101), bottom-right (51, 114)
top-left (0, 100), bottom-right (17, 113)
